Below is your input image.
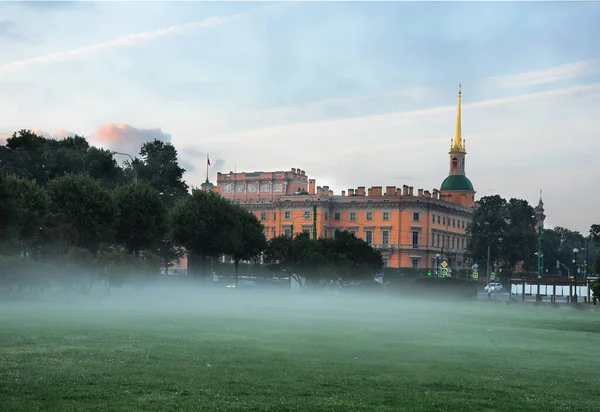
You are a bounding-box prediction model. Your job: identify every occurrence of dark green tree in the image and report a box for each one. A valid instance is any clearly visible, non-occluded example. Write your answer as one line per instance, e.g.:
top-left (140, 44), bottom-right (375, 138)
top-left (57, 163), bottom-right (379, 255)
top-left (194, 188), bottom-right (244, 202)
top-left (170, 189), bottom-right (234, 277)
top-left (501, 199), bottom-right (537, 269)
top-left (330, 230), bottom-right (384, 280)
top-left (0, 175), bottom-right (49, 256)
top-left (130, 140), bottom-right (188, 206)
top-left (227, 206), bottom-right (267, 286)
top-left (542, 227), bottom-right (585, 275)
top-left (466, 195), bottom-right (508, 267)
top-left (112, 182), bottom-right (168, 256)
top-left (46, 174), bottom-right (118, 255)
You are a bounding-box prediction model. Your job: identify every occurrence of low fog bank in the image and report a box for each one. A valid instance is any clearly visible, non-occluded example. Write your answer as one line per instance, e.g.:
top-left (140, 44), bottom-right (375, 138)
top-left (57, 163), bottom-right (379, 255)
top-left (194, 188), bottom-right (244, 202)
top-left (1, 273), bottom-right (589, 332)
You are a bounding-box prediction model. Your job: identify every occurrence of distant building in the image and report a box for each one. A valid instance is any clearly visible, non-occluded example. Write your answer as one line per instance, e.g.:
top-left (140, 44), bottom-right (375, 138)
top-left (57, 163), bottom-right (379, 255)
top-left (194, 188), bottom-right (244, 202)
top-left (215, 87), bottom-right (476, 270)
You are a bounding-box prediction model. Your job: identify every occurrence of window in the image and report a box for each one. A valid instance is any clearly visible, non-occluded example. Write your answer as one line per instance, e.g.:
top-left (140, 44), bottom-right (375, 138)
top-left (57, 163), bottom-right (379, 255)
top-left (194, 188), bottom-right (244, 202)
top-left (432, 214), bottom-right (435, 223)
top-left (382, 212), bottom-right (390, 220)
top-left (442, 235), bottom-right (446, 248)
top-left (383, 258), bottom-right (389, 267)
top-left (437, 215), bottom-right (440, 224)
top-left (350, 212), bottom-right (357, 221)
top-left (411, 259), bottom-right (419, 269)
top-left (324, 229), bottom-right (329, 238)
top-left (263, 227), bottom-right (268, 236)
top-left (431, 233), bottom-right (435, 247)
top-left (272, 212), bottom-right (276, 221)
top-left (443, 217), bottom-right (446, 225)
top-left (304, 210), bottom-right (311, 220)
top-left (349, 230), bottom-right (356, 235)
top-left (366, 212), bottom-right (373, 221)
top-left (334, 212), bottom-right (341, 221)
top-left (365, 230), bottom-right (373, 244)
top-left (451, 237), bottom-right (455, 249)
top-left (462, 221), bottom-right (465, 229)
top-left (303, 228), bottom-right (310, 235)
top-left (284, 211), bottom-right (291, 220)
top-left (412, 231), bottom-right (419, 248)
top-left (382, 230), bottom-right (389, 245)
top-left (325, 212), bottom-right (329, 220)
top-left (437, 233), bottom-right (440, 247)
top-left (452, 219), bottom-right (456, 227)
top-left (284, 227), bottom-right (291, 237)
top-left (413, 212), bottom-right (420, 221)
top-left (271, 227), bottom-right (276, 237)
top-left (260, 212), bottom-right (267, 221)
top-left (461, 238), bottom-right (465, 249)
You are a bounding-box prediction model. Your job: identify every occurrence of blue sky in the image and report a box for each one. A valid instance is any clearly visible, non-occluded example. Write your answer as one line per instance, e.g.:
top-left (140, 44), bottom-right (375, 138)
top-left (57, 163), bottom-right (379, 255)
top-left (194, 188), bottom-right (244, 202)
top-left (1, 1), bottom-right (599, 233)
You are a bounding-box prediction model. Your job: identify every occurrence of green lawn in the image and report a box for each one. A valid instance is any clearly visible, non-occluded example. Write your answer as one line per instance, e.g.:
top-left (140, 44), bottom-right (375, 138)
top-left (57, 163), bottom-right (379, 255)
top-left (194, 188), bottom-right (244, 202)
top-left (1, 292), bottom-right (599, 411)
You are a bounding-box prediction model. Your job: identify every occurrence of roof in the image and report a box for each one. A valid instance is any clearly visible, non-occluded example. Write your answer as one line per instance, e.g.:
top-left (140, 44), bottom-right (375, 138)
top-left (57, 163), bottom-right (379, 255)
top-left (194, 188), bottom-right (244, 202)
top-left (440, 175), bottom-right (474, 191)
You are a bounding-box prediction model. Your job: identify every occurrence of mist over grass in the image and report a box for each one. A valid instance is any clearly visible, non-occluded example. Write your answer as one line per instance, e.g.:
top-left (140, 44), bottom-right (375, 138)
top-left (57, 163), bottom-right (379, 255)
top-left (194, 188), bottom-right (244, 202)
top-left (1, 281), bottom-right (599, 411)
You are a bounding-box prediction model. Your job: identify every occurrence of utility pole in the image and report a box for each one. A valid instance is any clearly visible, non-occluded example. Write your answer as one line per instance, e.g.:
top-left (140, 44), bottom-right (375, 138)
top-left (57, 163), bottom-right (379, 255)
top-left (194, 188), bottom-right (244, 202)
top-left (537, 224), bottom-right (542, 300)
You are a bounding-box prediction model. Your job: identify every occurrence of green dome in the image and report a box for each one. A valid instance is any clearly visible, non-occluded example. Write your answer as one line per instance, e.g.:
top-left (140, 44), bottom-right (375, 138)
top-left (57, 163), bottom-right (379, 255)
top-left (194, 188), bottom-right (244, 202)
top-left (440, 175), bottom-right (474, 191)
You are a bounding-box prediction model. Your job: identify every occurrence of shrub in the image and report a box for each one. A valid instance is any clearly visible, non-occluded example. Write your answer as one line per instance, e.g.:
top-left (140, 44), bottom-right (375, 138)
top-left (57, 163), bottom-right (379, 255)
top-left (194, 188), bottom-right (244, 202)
top-left (387, 276), bottom-right (477, 300)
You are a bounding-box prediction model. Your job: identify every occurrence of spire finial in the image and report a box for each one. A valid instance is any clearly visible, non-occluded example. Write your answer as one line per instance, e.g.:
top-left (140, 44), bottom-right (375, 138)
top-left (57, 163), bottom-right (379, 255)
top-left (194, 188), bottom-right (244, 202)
top-left (451, 83), bottom-right (464, 152)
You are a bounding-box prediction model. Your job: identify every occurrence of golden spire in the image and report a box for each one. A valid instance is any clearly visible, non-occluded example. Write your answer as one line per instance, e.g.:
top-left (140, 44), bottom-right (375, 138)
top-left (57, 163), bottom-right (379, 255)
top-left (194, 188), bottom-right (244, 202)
top-left (450, 83), bottom-right (465, 152)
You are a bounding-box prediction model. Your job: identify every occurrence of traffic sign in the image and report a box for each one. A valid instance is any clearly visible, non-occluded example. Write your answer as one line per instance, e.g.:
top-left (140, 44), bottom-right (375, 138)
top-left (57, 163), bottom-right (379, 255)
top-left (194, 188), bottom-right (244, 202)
top-left (472, 271), bottom-right (479, 280)
top-left (441, 268), bottom-right (448, 278)
top-left (490, 272), bottom-right (496, 281)
top-left (441, 260), bottom-right (448, 268)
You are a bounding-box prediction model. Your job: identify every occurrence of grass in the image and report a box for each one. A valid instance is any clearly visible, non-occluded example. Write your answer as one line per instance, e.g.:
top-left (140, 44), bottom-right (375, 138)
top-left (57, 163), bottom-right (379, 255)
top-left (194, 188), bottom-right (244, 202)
top-left (0, 291), bottom-right (599, 411)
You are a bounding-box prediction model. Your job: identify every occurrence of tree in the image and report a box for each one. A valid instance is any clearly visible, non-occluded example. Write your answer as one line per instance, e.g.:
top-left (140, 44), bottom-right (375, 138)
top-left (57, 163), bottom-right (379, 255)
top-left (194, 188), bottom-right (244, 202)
top-left (466, 195), bottom-right (508, 266)
top-left (542, 227), bottom-right (585, 275)
top-left (46, 174), bottom-right (118, 255)
top-left (170, 189), bottom-right (234, 277)
top-left (591, 224), bottom-right (600, 274)
top-left (131, 140), bottom-right (188, 206)
top-left (330, 230), bottom-right (384, 280)
top-left (112, 182), bottom-right (168, 256)
top-left (501, 199), bottom-right (537, 269)
top-left (227, 206), bottom-right (267, 286)
top-left (0, 175), bottom-right (49, 257)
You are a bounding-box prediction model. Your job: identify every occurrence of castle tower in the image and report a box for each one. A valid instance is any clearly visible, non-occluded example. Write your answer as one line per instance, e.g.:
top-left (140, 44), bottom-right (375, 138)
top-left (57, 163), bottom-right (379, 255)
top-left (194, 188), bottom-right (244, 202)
top-left (439, 84), bottom-right (476, 207)
top-left (534, 190), bottom-right (545, 230)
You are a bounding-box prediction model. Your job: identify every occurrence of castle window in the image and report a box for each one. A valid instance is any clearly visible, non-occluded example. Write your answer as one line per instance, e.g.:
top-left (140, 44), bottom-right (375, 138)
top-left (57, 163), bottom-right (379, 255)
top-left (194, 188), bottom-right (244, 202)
top-left (432, 214), bottom-right (435, 223)
top-left (366, 212), bottom-right (373, 221)
top-left (350, 212), bottom-right (357, 221)
top-left (412, 231), bottom-right (419, 248)
top-left (413, 212), bottom-right (420, 221)
top-left (304, 210), bottom-right (311, 220)
top-left (382, 212), bottom-right (390, 220)
top-left (260, 212), bottom-right (267, 221)
top-left (334, 212), bottom-right (341, 221)
top-left (284, 211), bottom-right (291, 220)
top-left (412, 259), bottom-right (419, 269)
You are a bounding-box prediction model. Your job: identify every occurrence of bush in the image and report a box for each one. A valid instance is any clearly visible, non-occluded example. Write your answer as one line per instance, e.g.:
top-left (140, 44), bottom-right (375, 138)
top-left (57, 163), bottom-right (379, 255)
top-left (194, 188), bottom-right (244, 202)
top-left (591, 278), bottom-right (600, 305)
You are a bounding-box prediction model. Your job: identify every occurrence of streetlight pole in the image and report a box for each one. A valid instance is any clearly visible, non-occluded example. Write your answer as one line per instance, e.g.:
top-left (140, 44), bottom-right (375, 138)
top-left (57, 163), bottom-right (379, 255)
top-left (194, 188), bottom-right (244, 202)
top-left (572, 248), bottom-right (579, 303)
top-left (112, 151), bottom-right (137, 182)
top-left (436, 253), bottom-right (440, 277)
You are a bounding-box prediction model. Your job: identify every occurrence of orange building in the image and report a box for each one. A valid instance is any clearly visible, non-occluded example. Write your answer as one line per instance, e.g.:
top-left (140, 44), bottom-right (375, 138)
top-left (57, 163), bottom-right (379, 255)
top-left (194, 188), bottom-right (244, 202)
top-left (215, 87), bottom-right (476, 270)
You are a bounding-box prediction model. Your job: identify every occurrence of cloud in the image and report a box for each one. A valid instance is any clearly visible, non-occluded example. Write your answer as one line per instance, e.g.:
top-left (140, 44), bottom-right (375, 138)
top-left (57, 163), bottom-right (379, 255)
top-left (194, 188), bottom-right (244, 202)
top-left (30, 128), bottom-right (77, 139)
top-left (487, 59), bottom-right (600, 88)
top-left (0, 2), bottom-right (290, 75)
top-left (90, 123), bottom-right (172, 158)
top-left (0, 20), bottom-right (22, 41)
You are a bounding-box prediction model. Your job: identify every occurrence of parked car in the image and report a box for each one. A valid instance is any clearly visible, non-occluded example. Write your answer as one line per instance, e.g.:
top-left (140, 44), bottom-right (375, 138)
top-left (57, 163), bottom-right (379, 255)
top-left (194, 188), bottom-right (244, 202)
top-left (485, 283), bottom-right (503, 292)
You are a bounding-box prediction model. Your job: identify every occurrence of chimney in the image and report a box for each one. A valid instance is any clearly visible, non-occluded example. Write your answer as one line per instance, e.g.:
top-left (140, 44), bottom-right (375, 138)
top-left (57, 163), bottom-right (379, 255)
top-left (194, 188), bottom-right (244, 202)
top-left (367, 188), bottom-right (372, 196)
top-left (308, 179), bottom-right (316, 195)
top-left (409, 186), bottom-right (414, 196)
top-left (348, 189), bottom-right (355, 196)
top-left (291, 168), bottom-right (296, 174)
top-left (424, 190), bottom-right (431, 198)
top-left (342, 190), bottom-right (346, 196)
top-left (317, 186), bottom-right (324, 195)
top-left (328, 190), bottom-right (333, 197)
top-left (356, 186), bottom-right (366, 196)
top-left (418, 189), bottom-right (424, 197)
top-left (385, 186), bottom-right (396, 196)
top-left (372, 186), bottom-right (382, 196)
top-left (433, 188), bottom-right (439, 199)
top-left (323, 185), bottom-right (329, 193)
top-left (402, 185), bottom-right (409, 196)
top-left (395, 188), bottom-right (402, 196)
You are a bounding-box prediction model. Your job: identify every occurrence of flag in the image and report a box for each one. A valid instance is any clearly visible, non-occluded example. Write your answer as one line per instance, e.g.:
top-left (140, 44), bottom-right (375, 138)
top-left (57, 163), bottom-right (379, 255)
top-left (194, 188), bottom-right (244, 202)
top-left (207, 155), bottom-right (211, 166)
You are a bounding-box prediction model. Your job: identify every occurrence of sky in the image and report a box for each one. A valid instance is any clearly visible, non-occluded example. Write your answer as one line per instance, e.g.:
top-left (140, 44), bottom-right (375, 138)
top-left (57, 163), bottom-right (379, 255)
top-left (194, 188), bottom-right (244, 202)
top-left (1, 1), bottom-right (599, 233)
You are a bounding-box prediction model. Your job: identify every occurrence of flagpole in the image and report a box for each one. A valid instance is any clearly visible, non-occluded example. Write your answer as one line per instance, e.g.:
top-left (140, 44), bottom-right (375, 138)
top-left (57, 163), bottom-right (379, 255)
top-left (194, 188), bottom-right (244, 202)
top-left (206, 153), bottom-right (209, 182)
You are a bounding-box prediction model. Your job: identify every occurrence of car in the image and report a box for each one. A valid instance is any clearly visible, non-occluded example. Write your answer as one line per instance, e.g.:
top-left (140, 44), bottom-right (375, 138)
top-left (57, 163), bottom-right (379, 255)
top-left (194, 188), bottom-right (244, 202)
top-left (485, 283), bottom-right (503, 292)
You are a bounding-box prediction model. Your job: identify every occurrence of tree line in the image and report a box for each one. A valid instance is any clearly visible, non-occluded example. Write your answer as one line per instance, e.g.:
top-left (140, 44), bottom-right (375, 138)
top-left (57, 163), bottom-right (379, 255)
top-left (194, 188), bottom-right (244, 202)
top-left (0, 130), bottom-right (383, 293)
top-left (467, 194), bottom-right (600, 277)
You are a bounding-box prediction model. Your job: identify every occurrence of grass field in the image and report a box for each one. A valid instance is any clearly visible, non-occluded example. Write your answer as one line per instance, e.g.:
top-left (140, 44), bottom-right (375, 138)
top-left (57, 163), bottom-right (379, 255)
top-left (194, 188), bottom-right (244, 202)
top-left (1, 289), bottom-right (599, 411)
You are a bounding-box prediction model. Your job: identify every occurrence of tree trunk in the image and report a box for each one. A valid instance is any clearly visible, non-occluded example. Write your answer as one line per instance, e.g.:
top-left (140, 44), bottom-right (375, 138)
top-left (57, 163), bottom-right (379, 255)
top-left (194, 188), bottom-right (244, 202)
top-left (234, 258), bottom-right (240, 287)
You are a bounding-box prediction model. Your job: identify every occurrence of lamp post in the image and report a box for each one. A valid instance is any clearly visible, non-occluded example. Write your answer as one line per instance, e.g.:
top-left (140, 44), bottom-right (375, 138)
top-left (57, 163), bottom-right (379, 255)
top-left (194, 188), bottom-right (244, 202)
top-left (435, 253), bottom-right (441, 277)
top-left (290, 215), bottom-right (304, 238)
top-left (112, 151), bottom-right (137, 182)
top-left (572, 248), bottom-right (579, 303)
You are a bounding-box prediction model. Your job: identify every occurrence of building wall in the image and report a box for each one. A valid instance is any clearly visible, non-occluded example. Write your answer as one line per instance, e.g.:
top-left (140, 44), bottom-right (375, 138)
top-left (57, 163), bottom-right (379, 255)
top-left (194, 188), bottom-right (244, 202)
top-left (227, 181), bottom-right (473, 270)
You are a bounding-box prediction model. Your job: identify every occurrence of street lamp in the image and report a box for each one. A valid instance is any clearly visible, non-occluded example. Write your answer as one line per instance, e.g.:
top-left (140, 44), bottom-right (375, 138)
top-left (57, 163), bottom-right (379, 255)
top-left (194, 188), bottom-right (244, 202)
top-left (435, 253), bottom-right (441, 277)
top-left (112, 151), bottom-right (137, 182)
top-left (572, 248), bottom-right (579, 303)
